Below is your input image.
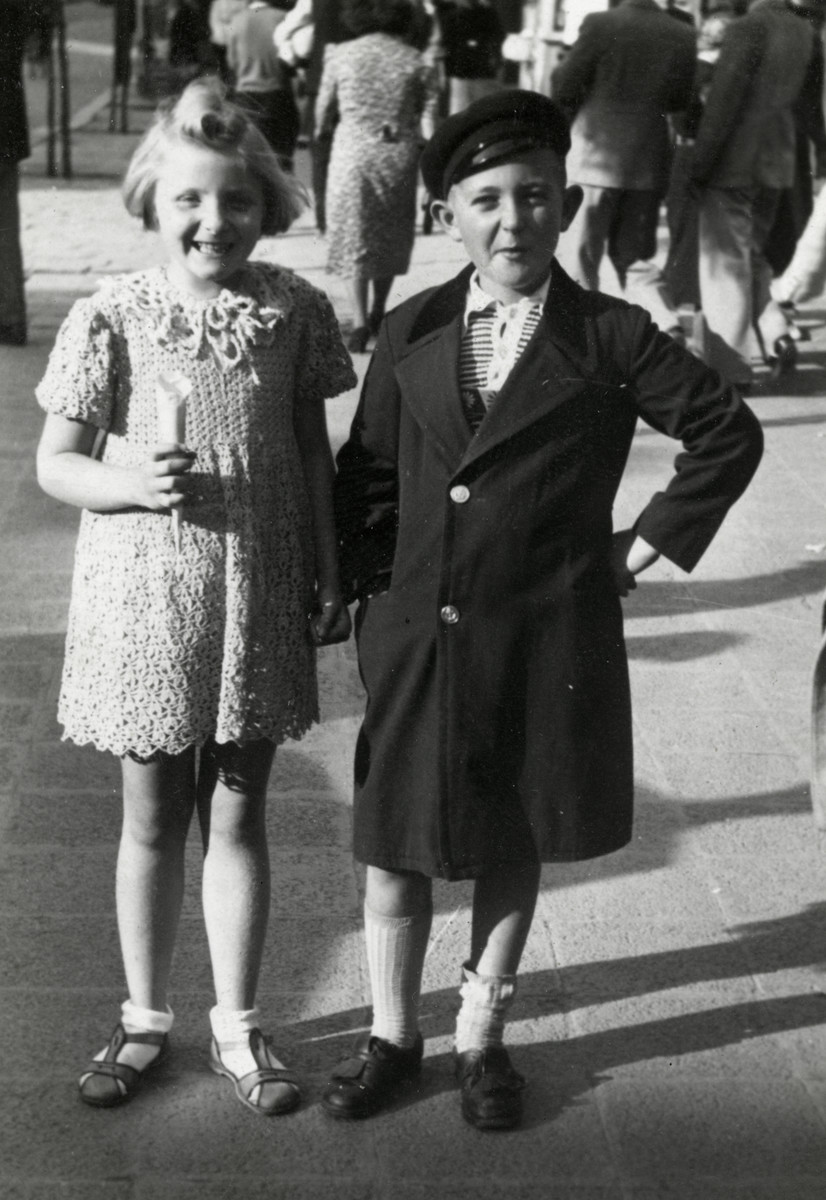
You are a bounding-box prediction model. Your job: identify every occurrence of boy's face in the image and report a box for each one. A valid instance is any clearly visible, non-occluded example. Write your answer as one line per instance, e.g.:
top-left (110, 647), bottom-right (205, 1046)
top-left (432, 148), bottom-right (582, 304)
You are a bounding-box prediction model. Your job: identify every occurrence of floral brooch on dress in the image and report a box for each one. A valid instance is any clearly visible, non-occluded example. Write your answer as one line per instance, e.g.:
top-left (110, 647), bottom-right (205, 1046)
top-left (124, 266), bottom-right (291, 378)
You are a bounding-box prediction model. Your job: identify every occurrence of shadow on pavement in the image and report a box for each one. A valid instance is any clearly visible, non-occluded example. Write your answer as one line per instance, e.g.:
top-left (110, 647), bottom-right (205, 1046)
top-left (627, 561), bottom-right (825, 618)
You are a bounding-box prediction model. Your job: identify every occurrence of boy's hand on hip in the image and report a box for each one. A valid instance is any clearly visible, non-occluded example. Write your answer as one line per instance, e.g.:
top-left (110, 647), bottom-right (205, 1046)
top-left (610, 530), bottom-right (660, 596)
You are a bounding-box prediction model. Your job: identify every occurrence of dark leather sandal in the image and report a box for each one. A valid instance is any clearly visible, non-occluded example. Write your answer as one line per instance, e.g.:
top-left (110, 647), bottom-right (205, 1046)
top-left (78, 1023), bottom-right (168, 1108)
top-left (209, 1028), bottom-right (301, 1116)
top-left (321, 1031), bottom-right (423, 1119)
top-left (454, 1046), bottom-right (525, 1130)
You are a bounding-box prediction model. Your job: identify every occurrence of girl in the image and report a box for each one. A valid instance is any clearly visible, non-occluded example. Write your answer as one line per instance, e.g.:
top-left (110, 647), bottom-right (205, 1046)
top-left (35, 78), bottom-right (355, 1115)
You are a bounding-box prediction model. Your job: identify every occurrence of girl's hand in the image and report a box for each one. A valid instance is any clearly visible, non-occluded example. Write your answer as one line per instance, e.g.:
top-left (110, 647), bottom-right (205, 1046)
top-left (610, 530), bottom-right (660, 596)
top-left (310, 594), bottom-right (352, 646)
top-left (132, 444), bottom-right (197, 512)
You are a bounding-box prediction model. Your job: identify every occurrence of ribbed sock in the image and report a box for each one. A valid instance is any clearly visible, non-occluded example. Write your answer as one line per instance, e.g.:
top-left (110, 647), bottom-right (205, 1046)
top-left (365, 901), bottom-right (432, 1049)
top-left (454, 962), bottom-right (517, 1054)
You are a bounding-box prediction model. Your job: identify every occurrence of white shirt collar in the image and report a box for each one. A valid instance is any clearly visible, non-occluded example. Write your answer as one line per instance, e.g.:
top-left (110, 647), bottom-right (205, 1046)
top-left (465, 270), bottom-right (551, 322)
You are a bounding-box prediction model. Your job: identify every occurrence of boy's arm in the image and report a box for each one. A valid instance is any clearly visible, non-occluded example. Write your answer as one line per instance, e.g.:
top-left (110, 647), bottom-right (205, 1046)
top-left (624, 310), bottom-right (764, 573)
top-left (334, 323), bottom-right (401, 604)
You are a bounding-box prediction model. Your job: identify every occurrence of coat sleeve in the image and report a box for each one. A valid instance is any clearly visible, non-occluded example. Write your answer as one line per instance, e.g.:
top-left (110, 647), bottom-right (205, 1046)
top-left (626, 309), bottom-right (763, 572)
top-left (334, 322), bottom-right (402, 603)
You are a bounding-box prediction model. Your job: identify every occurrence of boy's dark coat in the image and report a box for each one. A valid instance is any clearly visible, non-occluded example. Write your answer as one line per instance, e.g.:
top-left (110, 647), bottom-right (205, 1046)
top-left (335, 263), bottom-right (763, 880)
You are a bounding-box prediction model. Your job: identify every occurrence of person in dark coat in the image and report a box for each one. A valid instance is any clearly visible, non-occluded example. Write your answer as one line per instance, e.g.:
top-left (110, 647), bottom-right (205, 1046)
top-left (322, 91), bottom-right (763, 1131)
top-left (551, 0), bottom-right (697, 337)
top-left (763, 0), bottom-right (826, 279)
top-left (0, 0), bottom-right (31, 345)
top-left (690, 0), bottom-right (815, 385)
top-left (436, 0), bottom-right (505, 114)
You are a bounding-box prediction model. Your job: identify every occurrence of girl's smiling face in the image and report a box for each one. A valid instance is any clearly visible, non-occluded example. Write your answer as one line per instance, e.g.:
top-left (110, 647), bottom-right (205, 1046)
top-left (153, 141), bottom-right (265, 298)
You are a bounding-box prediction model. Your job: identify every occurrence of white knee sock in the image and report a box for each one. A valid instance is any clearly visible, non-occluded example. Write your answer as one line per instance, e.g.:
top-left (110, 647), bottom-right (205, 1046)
top-left (454, 962), bottom-right (517, 1054)
top-left (365, 902), bottom-right (432, 1049)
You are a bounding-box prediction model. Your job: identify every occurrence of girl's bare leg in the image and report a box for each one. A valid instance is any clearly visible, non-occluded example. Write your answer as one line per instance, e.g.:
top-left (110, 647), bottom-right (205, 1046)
top-left (118, 748), bottom-right (197, 1010)
top-left (197, 738), bottom-right (296, 1110)
top-left (79, 750), bottom-right (196, 1096)
top-left (197, 737), bottom-right (275, 1009)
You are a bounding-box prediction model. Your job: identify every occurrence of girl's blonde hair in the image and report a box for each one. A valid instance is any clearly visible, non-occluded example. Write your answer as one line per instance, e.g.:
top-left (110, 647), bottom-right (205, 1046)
top-left (122, 77), bottom-right (306, 236)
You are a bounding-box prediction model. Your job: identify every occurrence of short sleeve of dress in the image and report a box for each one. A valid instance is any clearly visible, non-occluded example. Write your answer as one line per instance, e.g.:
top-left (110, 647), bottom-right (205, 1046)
top-left (35, 294), bottom-right (116, 430)
top-left (295, 285), bottom-right (357, 404)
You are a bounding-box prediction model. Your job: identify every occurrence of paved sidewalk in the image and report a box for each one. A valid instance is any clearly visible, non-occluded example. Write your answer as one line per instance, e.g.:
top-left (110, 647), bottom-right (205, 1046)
top-left (3, 98), bottom-right (826, 1200)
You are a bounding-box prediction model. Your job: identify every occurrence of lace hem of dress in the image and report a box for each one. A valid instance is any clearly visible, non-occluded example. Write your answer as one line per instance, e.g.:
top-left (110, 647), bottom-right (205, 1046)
top-left (59, 707), bottom-right (319, 760)
top-left (117, 266), bottom-right (293, 377)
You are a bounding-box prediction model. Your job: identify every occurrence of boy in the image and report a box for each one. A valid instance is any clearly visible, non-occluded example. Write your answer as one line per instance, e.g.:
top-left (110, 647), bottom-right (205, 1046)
top-left (323, 91), bottom-right (763, 1130)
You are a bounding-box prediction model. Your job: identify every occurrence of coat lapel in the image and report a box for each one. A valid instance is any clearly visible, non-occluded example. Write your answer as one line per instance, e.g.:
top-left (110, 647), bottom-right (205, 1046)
top-left (393, 266), bottom-right (475, 469)
top-left (459, 264), bottom-right (598, 471)
top-left (392, 262), bottom-right (601, 475)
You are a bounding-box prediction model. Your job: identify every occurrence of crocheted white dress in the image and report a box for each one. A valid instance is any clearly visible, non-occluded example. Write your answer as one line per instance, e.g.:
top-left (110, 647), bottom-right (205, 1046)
top-left (36, 263), bottom-right (356, 758)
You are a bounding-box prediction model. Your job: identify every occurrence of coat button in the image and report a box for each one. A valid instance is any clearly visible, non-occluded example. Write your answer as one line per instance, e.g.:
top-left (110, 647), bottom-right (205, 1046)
top-left (440, 605), bottom-right (460, 625)
top-left (449, 484), bottom-right (470, 504)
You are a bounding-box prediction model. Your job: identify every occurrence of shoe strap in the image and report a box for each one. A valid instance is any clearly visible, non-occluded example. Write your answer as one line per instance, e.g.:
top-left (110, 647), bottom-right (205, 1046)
top-left (235, 1067), bottom-right (300, 1101)
top-left (103, 1023), bottom-right (167, 1061)
top-left (84, 1058), bottom-right (142, 1087)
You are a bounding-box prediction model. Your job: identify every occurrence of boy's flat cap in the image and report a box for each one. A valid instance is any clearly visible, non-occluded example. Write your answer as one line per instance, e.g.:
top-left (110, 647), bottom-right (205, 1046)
top-left (420, 89), bottom-right (570, 200)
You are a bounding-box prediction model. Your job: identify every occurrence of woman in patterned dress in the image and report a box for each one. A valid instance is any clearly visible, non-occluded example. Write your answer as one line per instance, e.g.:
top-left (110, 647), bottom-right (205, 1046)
top-left (316, 0), bottom-right (438, 351)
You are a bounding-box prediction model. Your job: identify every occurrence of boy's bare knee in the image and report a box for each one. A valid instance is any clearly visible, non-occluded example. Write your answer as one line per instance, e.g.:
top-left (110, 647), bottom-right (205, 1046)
top-left (366, 865), bottom-right (432, 918)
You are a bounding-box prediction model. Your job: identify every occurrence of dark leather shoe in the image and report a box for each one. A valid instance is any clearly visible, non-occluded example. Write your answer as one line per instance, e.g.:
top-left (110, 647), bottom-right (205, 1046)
top-left (321, 1032), bottom-right (423, 1119)
top-left (454, 1046), bottom-right (525, 1130)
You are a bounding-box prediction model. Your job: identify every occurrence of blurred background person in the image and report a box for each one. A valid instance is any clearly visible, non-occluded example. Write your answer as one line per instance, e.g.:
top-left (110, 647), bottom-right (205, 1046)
top-left (0, 0), bottom-right (31, 346)
top-left (209, 0), bottom-right (248, 80)
top-left (552, 0), bottom-right (697, 339)
top-left (227, 0), bottom-right (300, 169)
top-left (764, 0), bottom-right (826, 297)
top-left (663, 6), bottom-right (736, 312)
top-left (772, 178), bottom-right (826, 309)
top-left (169, 0), bottom-right (214, 74)
top-left (316, 0), bottom-right (438, 352)
top-left (691, 0), bottom-right (815, 385)
top-left (435, 0), bottom-right (504, 115)
top-left (283, 0), bottom-right (351, 233)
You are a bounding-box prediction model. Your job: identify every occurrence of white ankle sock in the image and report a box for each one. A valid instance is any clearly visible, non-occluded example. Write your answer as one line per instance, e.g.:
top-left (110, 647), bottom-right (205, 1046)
top-left (454, 963), bottom-right (517, 1054)
top-left (209, 1005), bottom-right (289, 1106)
top-left (365, 902), bottom-right (432, 1049)
top-left (121, 999), bottom-right (174, 1036)
top-left (81, 1000), bottom-right (173, 1094)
